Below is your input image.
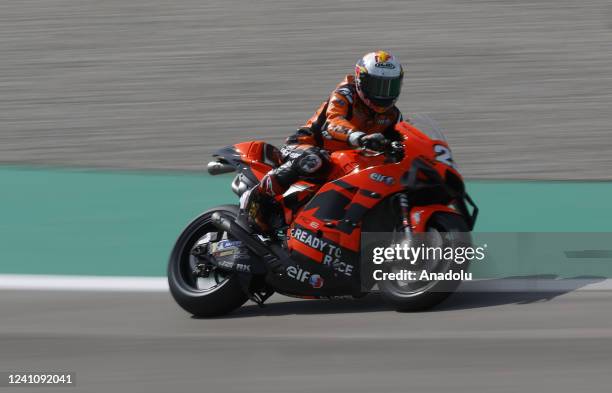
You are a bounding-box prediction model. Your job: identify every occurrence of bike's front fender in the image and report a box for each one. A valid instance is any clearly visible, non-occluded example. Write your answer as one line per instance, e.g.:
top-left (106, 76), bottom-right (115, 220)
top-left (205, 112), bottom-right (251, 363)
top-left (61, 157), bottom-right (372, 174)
top-left (410, 204), bottom-right (463, 232)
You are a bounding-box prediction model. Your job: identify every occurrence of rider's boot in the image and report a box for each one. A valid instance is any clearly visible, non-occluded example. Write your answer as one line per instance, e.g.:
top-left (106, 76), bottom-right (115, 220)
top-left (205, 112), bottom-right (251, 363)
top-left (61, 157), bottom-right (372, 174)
top-left (239, 185), bottom-right (273, 233)
top-left (239, 160), bottom-right (300, 233)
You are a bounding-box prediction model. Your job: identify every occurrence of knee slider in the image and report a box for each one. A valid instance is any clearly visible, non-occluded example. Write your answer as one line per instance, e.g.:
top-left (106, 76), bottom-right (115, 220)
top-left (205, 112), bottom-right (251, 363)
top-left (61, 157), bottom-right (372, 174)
top-left (294, 148), bottom-right (328, 175)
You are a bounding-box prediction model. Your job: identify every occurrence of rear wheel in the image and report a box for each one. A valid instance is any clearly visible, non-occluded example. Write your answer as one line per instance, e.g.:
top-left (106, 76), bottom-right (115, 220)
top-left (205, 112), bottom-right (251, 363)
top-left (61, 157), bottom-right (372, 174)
top-left (168, 205), bottom-right (249, 317)
top-left (379, 213), bottom-right (471, 312)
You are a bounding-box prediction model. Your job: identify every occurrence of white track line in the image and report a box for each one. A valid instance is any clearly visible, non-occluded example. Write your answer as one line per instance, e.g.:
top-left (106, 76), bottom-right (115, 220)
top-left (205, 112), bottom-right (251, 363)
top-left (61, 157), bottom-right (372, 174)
top-left (0, 274), bottom-right (168, 292)
top-left (458, 278), bottom-right (612, 292)
top-left (0, 274), bottom-right (610, 292)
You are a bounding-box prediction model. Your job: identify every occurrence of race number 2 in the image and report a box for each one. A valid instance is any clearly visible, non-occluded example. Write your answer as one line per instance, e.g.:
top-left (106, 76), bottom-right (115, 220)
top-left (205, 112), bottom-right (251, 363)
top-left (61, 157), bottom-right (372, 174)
top-left (433, 145), bottom-right (456, 168)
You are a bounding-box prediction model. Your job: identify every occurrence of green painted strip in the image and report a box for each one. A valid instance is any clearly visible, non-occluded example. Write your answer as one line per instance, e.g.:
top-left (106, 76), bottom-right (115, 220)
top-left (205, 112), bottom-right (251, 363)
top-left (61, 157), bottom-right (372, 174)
top-left (467, 179), bottom-right (612, 232)
top-left (2, 167), bottom-right (228, 277)
top-left (2, 167), bottom-right (612, 277)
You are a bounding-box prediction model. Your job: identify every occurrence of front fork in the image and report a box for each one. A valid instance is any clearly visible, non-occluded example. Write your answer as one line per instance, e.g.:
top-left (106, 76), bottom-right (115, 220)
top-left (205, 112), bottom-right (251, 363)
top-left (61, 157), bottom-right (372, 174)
top-left (396, 193), bottom-right (414, 239)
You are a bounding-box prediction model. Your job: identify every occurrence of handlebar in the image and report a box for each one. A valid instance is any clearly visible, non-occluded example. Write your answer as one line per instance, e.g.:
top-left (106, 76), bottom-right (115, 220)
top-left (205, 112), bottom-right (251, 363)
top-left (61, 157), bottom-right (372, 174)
top-left (358, 148), bottom-right (386, 157)
top-left (358, 140), bottom-right (405, 162)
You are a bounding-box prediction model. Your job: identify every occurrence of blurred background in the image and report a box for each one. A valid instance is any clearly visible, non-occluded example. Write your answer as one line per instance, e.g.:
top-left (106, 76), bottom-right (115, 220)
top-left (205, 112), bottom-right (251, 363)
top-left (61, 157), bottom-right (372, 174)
top-left (1, 0), bottom-right (611, 179)
top-left (2, 3), bottom-right (612, 392)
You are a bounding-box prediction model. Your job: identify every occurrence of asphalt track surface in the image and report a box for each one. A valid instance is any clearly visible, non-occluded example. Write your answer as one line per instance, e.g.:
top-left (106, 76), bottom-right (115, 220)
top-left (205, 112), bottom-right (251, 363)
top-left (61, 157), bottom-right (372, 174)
top-left (1, 290), bottom-right (611, 392)
top-left (1, 0), bottom-right (612, 178)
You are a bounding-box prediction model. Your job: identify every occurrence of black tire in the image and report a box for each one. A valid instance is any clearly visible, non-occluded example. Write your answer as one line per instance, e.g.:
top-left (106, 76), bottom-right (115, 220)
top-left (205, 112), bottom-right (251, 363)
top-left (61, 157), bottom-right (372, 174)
top-left (380, 213), bottom-right (471, 312)
top-left (168, 205), bottom-right (249, 317)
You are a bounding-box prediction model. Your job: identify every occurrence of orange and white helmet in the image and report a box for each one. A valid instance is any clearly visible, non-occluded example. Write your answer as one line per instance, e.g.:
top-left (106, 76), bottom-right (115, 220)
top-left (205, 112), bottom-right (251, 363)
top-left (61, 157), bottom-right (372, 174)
top-left (355, 50), bottom-right (403, 113)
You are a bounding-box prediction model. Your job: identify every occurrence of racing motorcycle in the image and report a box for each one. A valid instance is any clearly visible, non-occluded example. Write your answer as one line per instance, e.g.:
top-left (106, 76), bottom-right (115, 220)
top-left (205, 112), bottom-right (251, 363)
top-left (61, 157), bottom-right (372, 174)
top-left (168, 114), bottom-right (478, 316)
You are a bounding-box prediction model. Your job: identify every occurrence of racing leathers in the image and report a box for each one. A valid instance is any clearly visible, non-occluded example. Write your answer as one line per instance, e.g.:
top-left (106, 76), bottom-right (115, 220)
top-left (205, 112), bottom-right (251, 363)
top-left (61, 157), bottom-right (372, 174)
top-left (242, 74), bottom-right (403, 231)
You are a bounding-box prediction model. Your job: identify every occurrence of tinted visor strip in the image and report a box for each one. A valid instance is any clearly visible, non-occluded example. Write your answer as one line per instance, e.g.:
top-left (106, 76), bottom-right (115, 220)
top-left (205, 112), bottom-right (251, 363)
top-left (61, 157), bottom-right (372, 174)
top-left (366, 77), bottom-right (401, 98)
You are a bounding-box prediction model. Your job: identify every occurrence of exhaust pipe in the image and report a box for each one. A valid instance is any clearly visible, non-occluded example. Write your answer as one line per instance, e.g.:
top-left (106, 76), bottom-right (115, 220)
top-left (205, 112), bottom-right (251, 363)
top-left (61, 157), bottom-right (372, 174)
top-left (210, 212), bottom-right (287, 272)
top-left (211, 212), bottom-right (269, 256)
top-left (207, 161), bottom-right (235, 175)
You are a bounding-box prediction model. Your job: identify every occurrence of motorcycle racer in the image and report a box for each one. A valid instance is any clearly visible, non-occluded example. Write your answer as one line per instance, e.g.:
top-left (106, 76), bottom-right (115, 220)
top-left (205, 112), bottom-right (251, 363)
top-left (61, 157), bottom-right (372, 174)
top-left (242, 50), bottom-right (405, 231)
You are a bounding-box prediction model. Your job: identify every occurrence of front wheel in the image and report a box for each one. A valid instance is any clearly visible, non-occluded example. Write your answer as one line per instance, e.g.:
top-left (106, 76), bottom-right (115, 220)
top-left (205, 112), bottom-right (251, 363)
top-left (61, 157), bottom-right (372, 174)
top-left (168, 205), bottom-right (249, 317)
top-left (379, 213), bottom-right (471, 312)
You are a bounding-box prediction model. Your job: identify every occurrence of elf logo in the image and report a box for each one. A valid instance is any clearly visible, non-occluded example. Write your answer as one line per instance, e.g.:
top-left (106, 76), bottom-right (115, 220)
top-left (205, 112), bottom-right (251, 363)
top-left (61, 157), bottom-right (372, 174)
top-left (286, 266), bottom-right (324, 288)
top-left (370, 172), bottom-right (395, 185)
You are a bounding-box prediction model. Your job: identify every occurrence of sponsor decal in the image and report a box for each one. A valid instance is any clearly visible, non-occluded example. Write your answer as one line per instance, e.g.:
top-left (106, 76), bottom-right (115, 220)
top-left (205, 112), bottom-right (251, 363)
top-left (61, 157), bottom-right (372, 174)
top-left (290, 227), bottom-right (354, 277)
top-left (331, 260), bottom-right (354, 276)
top-left (286, 266), bottom-right (325, 288)
top-left (212, 240), bottom-right (245, 257)
top-left (216, 240), bottom-right (242, 250)
top-left (216, 260), bottom-right (251, 273)
top-left (216, 259), bottom-right (234, 269)
top-left (234, 263), bottom-right (251, 273)
top-left (291, 227), bottom-right (341, 256)
top-left (309, 274), bottom-right (324, 289)
top-left (374, 62), bottom-right (396, 69)
top-left (370, 172), bottom-right (395, 185)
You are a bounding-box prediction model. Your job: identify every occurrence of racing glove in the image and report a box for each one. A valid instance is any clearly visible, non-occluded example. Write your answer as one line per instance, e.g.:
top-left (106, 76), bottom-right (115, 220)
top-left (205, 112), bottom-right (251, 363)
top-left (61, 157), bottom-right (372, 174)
top-left (357, 133), bottom-right (388, 151)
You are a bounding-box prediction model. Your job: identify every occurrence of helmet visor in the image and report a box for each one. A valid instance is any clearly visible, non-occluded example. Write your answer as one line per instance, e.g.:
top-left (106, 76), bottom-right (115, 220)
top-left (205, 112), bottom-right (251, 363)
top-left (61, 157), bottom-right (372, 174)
top-left (361, 74), bottom-right (402, 100)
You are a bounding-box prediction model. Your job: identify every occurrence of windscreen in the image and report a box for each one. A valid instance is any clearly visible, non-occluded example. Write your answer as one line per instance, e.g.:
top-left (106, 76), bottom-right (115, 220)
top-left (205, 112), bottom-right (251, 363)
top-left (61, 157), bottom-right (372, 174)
top-left (407, 113), bottom-right (448, 142)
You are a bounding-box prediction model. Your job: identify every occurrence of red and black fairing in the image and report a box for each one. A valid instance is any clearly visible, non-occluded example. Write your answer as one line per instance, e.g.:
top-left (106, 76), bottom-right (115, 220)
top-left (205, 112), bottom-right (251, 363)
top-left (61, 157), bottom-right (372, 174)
top-left (211, 121), bottom-right (477, 297)
top-left (281, 121), bottom-right (477, 295)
